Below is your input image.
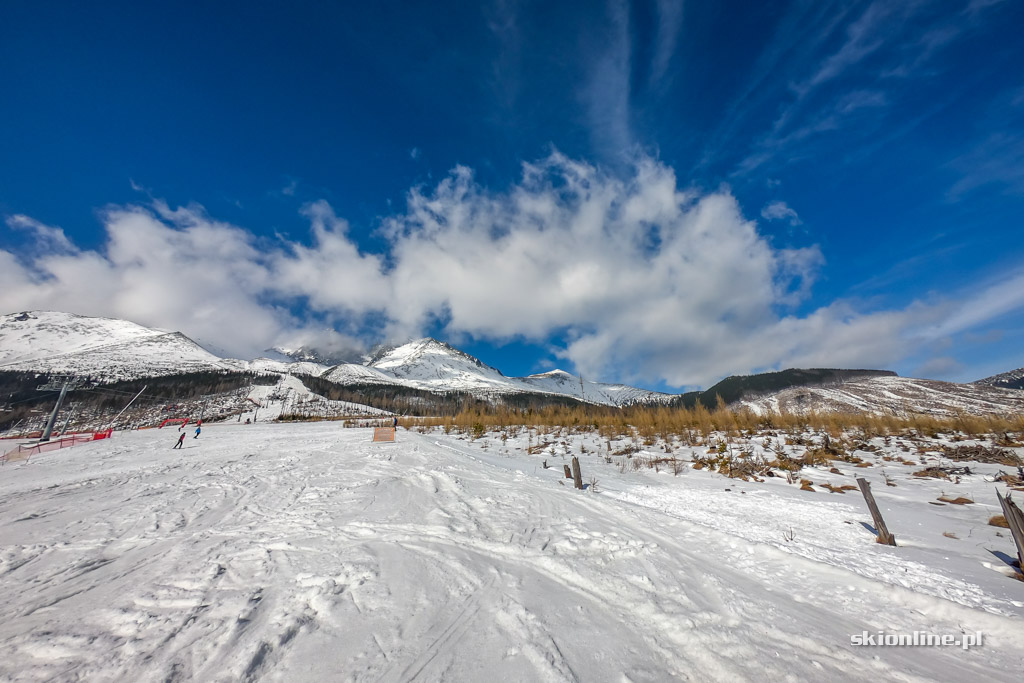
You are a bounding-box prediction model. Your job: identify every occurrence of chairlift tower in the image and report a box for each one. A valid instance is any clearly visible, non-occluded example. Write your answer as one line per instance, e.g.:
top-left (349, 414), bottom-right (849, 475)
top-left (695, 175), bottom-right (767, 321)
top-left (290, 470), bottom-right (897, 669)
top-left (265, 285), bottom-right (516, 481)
top-left (36, 377), bottom-right (92, 442)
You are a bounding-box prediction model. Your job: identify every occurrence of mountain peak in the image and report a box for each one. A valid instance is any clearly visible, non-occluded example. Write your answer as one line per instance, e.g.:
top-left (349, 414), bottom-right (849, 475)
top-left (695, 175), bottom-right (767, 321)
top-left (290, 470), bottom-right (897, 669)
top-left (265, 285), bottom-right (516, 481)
top-left (527, 369), bottom-right (574, 379)
top-left (368, 337), bottom-right (505, 378)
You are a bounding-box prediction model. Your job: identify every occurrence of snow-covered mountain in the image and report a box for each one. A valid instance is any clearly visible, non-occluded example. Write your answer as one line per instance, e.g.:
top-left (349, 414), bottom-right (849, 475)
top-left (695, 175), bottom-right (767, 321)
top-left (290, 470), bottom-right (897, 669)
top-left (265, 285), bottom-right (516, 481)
top-left (519, 369), bottom-right (671, 405)
top-left (323, 338), bottom-right (675, 406)
top-left (0, 311), bottom-right (237, 381)
top-left (270, 344), bottom-right (363, 366)
top-left (0, 311), bottom-right (341, 383)
top-left (6, 311), bottom-right (1023, 414)
top-left (0, 312), bottom-right (670, 406)
top-left (738, 374), bottom-right (1024, 417)
top-left (974, 367), bottom-right (1024, 391)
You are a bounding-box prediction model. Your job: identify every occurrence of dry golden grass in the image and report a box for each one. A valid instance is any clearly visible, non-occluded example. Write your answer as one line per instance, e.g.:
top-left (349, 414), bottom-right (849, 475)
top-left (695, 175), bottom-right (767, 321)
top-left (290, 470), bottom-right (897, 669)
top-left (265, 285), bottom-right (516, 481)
top-left (914, 468), bottom-right (950, 480)
top-left (403, 404), bottom-right (1024, 444)
top-left (937, 496), bottom-right (974, 505)
top-left (821, 483), bottom-right (858, 494)
top-left (988, 515), bottom-right (1010, 528)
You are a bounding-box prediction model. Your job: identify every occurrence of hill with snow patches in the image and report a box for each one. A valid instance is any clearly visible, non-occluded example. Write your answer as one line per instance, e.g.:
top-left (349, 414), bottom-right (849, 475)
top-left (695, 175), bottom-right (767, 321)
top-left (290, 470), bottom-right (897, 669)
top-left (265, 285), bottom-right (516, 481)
top-left (738, 375), bottom-right (1024, 418)
top-left (976, 367), bottom-right (1024, 391)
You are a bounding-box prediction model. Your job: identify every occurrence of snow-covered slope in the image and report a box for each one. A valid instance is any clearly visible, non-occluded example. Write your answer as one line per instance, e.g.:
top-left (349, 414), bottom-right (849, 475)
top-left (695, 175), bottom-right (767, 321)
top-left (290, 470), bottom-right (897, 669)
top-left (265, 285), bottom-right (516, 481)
top-left (0, 311), bottom-right (167, 366)
top-left (0, 311), bottom-right (234, 381)
top-left (244, 357), bottom-right (330, 378)
top-left (320, 362), bottom-right (403, 386)
top-left (739, 374), bottom-right (1024, 417)
top-left (1, 423), bottom-right (1022, 680)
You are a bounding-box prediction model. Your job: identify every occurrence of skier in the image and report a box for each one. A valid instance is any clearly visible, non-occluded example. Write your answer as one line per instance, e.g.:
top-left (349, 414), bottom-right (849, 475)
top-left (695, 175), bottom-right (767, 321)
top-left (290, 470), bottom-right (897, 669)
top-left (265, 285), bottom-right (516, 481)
top-left (194, 424), bottom-right (202, 439)
top-left (393, 416), bottom-right (398, 429)
top-left (173, 432), bottom-right (186, 449)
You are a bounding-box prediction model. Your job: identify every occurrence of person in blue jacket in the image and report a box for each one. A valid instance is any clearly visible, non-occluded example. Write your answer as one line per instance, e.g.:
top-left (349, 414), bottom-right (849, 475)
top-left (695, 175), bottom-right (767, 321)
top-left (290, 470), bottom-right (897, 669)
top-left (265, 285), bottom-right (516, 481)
top-left (194, 424), bottom-right (202, 439)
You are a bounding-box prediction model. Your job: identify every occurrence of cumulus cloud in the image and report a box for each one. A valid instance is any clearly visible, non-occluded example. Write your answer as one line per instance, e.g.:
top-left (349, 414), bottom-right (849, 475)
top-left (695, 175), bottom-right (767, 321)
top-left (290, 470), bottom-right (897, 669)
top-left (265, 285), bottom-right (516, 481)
top-left (0, 202), bottom-right (381, 359)
top-left (2, 152), bottom-right (1016, 387)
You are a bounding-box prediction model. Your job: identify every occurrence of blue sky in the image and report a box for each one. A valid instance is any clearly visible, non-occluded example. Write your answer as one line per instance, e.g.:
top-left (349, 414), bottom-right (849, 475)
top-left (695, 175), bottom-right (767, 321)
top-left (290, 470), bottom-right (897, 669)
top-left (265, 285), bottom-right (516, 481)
top-left (1, 0), bottom-right (1023, 391)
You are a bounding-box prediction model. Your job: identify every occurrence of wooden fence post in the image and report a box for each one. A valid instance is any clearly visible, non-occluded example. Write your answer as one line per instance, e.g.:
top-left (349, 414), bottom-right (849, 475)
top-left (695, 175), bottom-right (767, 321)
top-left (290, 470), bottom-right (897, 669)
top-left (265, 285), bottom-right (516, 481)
top-left (996, 490), bottom-right (1024, 571)
top-left (571, 456), bottom-right (583, 490)
top-left (857, 477), bottom-right (896, 546)
top-left (563, 464), bottom-right (572, 479)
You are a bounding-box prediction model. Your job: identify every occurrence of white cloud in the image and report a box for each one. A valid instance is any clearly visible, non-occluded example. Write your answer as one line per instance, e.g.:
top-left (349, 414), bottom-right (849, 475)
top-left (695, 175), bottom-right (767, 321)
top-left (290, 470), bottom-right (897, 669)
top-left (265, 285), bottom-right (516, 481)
top-left (6, 214), bottom-right (79, 254)
top-left (760, 201), bottom-right (802, 226)
top-left (378, 154), bottom-right (933, 386)
top-left (0, 203), bottom-right (374, 359)
top-left (3, 153), bottom-right (1020, 388)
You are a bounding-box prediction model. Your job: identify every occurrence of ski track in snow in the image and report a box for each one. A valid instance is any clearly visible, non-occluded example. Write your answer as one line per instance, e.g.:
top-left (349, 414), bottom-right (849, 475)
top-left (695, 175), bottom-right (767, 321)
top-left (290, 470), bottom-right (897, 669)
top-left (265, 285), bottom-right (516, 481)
top-left (1, 424), bottom-right (1022, 681)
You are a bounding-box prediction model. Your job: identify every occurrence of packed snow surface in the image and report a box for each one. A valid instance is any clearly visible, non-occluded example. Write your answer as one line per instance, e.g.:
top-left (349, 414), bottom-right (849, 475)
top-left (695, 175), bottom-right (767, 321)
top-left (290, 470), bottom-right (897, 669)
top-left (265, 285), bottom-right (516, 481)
top-left (2, 423), bottom-right (1023, 681)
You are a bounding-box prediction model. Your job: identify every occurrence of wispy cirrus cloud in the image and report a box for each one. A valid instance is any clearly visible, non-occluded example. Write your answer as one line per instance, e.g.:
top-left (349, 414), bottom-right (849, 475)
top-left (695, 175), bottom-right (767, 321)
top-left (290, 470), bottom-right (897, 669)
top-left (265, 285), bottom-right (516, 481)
top-left (790, 1), bottom-right (893, 98)
top-left (718, 0), bottom-right (1008, 178)
top-left (582, 0), bottom-right (634, 158)
top-left (946, 83), bottom-right (1024, 199)
top-left (650, 0), bottom-right (685, 87)
top-left (947, 131), bottom-right (1024, 199)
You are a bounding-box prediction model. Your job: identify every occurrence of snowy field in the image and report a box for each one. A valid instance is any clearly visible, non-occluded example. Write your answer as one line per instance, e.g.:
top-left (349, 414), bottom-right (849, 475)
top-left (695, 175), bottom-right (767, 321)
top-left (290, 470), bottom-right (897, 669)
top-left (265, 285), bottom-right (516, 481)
top-left (2, 422), bottom-right (1024, 681)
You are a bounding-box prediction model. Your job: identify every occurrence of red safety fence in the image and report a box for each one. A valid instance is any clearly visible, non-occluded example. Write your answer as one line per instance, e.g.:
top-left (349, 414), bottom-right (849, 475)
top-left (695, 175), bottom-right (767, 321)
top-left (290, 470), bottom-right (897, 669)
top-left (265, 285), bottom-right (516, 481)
top-left (1, 430), bottom-right (114, 465)
top-left (159, 418), bottom-right (189, 429)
